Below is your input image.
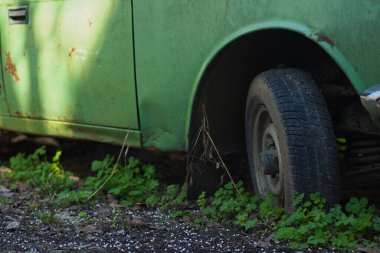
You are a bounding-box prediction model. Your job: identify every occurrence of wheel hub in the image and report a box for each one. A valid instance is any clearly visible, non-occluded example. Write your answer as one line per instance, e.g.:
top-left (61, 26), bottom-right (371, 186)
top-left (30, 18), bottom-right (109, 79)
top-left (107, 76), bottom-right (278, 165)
top-left (260, 150), bottom-right (279, 176)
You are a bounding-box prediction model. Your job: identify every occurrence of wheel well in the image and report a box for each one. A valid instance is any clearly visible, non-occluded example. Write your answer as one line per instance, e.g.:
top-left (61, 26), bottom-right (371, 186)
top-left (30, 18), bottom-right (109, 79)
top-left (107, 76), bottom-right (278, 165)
top-left (189, 29), bottom-right (378, 158)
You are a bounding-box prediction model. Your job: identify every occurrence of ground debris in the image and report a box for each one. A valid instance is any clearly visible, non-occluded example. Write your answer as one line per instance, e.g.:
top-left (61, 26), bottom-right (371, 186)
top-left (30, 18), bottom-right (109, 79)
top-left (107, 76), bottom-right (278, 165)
top-left (357, 247), bottom-right (380, 253)
top-left (75, 224), bottom-right (103, 234)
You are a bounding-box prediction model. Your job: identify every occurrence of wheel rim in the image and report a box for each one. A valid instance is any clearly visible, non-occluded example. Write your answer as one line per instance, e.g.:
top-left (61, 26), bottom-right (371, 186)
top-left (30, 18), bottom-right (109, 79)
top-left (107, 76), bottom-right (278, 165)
top-left (252, 105), bottom-right (283, 198)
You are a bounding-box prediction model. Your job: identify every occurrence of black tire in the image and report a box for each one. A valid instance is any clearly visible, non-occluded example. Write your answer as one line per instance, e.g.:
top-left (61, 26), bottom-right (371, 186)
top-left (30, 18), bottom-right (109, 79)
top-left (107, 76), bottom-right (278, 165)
top-left (245, 68), bottom-right (340, 212)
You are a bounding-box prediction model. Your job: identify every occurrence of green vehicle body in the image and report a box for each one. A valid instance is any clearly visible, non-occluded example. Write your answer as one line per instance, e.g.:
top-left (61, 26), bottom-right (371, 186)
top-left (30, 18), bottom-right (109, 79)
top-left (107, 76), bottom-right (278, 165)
top-left (0, 0), bottom-right (378, 152)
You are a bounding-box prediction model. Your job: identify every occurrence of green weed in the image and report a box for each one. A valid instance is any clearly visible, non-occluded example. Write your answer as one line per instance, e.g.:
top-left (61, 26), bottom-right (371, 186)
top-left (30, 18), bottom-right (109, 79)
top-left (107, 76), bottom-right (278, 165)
top-left (78, 211), bottom-right (88, 219)
top-left (27, 201), bottom-right (40, 210)
top-left (7, 147), bottom-right (75, 195)
top-left (158, 184), bottom-right (187, 210)
top-left (36, 211), bottom-right (56, 225)
top-left (54, 189), bottom-right (92, 207)
top-left (85, 155), bottom-right (160, 206)
top-left (84, 155), bottom-right (187, 208)
top-left (0, 196), bottom-right (12, 205)
top-left (196, 181), bottom-right (280, 230)
top-left (275, 193), bottom-right (380, 250)
top-left (111, 208), bottom-right (128, 228)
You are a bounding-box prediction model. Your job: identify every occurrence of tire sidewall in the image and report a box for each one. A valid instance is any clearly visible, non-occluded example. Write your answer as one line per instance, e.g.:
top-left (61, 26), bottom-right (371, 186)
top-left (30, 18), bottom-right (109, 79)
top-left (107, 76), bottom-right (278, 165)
top-left (246, 76), bottom-right (295, 212)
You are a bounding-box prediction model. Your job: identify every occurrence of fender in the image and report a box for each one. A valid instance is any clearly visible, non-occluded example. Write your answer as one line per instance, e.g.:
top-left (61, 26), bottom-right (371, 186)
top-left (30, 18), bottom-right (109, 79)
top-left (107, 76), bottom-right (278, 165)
top-left (185, 20), bottom-right (363, 148)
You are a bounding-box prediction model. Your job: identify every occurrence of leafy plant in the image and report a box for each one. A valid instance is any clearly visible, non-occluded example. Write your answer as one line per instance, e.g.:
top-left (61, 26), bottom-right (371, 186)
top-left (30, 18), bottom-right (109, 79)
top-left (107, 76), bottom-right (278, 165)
top-left (6, 147), bottom-right (75, 195)
top-left (78, 211), bottom-right (87, 219)
top-left (159, 184), bottom-right (188, 210)
top-left (275, 193), bottom-right (380, 250)
top-left (36, 211), bottom-right (56, 225)
top-left (27, 201), bottom-right (40, 210)
top-left (111, 208), bottom-right (128, 228)
top-left (84, 155), bottom-right (187, 208)
top-left (196, 181), bottom-right (277, 230)
top-left (55, 189), bottom-right (92, 207)
top-left (0, 196), bottom-right (12, 205)
top-left (85, 155), bottom-right (160, 206)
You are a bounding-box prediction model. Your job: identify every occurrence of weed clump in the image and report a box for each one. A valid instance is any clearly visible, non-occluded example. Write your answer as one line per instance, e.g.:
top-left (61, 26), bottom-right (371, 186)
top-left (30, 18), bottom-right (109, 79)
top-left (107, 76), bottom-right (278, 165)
top-left (196, 181), bottom-right (282, 230)
top-left (85, 155), bottom-right (160, 206)
top-left (275, 192), bottom-right (380, 250)
top-left (6, 147), bottom-right (75, 195)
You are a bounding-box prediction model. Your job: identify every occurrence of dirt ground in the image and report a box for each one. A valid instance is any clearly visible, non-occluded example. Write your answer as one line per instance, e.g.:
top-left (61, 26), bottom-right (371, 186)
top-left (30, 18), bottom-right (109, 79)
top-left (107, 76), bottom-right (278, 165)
top-left (0, 189), bottom-right (297, 253)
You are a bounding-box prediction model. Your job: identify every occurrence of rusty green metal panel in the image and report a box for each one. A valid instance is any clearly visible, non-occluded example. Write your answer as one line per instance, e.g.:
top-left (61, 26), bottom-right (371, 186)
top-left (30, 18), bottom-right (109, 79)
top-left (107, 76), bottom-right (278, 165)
top-left (0, 0), bottom-right (139, 129)
top-left (0, 50), bottom-right (10, 116)
top-left (133, 0), bottom-right (380, 151)
top-left (0, 0), bottom-right (379, 151)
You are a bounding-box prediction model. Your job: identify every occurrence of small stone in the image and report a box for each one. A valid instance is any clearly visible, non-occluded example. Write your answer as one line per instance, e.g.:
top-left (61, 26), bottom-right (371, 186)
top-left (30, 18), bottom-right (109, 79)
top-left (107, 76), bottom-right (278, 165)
top-left (6, 221), bottom-right (20, 231)
top-left (126, 216), bottom-right (148, 227)
top-left (116, 229), bottom-right (125, 235)
top-left (55, 211), bottom-right (79, 224)
top-left (0, 184), bottom-right (10, 193)
top-left (132, 205), bottom-right (142, 211)
top-left (88, 247), bottom-right (107, 253)
top-left (75, 224), bottom-right (102, 234)
top-left (86, 235), bottom-right (97, 241)
top-left (182, 216), bottom-right (192, 222)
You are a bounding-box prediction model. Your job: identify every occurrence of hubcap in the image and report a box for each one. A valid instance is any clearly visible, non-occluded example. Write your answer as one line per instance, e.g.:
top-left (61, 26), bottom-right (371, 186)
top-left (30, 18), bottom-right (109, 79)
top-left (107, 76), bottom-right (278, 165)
top-left (252, 106), bottom-right (283, 198)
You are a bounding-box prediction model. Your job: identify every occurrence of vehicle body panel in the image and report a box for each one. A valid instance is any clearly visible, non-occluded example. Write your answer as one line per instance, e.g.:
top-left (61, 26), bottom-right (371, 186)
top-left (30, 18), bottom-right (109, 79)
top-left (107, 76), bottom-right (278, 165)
top-left (0, 0), bottom-right (139, 129)
top-left (133, 0), bottom-right (379, 151)
top-left (0, 115), bottom-right (141, 147)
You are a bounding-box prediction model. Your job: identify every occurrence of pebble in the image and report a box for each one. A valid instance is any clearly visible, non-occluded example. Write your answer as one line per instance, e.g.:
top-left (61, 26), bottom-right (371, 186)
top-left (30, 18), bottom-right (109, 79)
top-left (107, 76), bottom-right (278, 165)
top-left (115, 229), bottom-right (125, 235)
top-left (6, 221), bottom-right (20, 231)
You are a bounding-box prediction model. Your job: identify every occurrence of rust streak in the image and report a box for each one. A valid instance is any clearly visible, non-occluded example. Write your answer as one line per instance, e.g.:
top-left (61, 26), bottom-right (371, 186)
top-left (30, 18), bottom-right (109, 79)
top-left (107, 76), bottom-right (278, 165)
top-left (315, 34), bottom-right (335, 47)
top-left (5, 53), bottom-right (20, 82)
top-left (68, 48), bottom-right (76, 57)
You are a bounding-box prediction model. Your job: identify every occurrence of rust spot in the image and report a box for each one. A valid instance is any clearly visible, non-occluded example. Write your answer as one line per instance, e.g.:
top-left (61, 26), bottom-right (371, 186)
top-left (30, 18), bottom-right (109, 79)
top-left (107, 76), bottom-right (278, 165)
top-left (5, 53), bottom-right (20, 82)
top-left (314, 34), bottom-right (335, 47)
top-left (68, 48), bottom-right (76, 57)
top-left (88, 18), bottom-right (93, 28)
top-left (146, 145), bottom-right (161, 152)
top-left (14, 111), bottom-right (21, 116)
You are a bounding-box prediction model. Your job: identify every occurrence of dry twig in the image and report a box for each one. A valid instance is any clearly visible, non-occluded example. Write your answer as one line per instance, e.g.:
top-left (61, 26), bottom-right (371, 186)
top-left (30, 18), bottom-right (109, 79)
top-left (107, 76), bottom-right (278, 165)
top-left (186, 103), bottom-right (244, 201)
top-left (87, 131), bottom-right (130, 200)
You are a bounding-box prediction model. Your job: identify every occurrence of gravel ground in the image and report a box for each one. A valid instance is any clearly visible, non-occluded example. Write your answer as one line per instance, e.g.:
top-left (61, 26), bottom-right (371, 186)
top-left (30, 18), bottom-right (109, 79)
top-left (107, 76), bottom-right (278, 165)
top-left (0, 189), bottom-right (301, 253)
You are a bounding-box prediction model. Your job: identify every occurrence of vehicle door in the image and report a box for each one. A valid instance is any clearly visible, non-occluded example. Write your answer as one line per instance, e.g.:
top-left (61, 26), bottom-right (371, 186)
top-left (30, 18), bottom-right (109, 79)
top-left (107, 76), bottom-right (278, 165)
top-left (0, 0), bottom-right (139, 129)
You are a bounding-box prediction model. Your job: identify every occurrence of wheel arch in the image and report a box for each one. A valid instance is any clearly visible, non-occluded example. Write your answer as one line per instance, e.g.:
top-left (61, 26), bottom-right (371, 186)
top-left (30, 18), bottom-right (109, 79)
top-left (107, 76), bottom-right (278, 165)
top-left (186, 21), bottom-right (363, 155)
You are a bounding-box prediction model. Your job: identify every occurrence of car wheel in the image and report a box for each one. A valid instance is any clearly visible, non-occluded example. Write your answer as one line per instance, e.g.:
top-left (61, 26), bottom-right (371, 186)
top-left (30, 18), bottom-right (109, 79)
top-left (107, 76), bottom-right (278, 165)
top-left (245, 68), bottom-right (340, 212)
